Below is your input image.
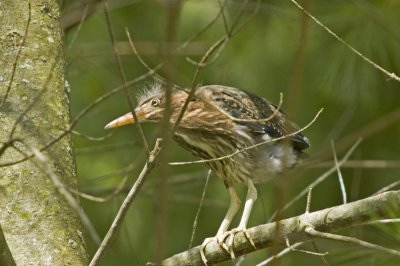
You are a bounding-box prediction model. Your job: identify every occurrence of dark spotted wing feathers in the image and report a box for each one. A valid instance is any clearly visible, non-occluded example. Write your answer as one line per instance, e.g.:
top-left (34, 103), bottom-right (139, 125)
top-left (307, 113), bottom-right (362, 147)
top-left (198, 85), bottom-right (310, 151)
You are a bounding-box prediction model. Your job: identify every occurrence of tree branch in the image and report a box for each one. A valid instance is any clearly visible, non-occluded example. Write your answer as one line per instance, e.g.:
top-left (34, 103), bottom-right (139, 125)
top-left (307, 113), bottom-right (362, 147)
top-left (161, 190), bottom-right (400, 266)
top-left (0, 223), bottom-right (15, 266)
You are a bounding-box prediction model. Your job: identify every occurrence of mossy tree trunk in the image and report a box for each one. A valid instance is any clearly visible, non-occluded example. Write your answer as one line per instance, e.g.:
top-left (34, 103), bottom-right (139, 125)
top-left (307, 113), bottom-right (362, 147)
top-left (0, 0), bottom-right (88, 265)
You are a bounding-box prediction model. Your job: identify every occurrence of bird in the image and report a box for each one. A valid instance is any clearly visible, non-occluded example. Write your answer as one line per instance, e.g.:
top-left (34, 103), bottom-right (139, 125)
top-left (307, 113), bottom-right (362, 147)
top-left (105, 82), bottom-right (310, 264)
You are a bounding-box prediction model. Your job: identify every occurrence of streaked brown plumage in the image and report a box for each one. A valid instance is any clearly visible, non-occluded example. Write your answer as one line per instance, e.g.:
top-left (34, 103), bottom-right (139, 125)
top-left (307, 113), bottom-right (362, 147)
top-left (105, 83), bottom-right (310, 262)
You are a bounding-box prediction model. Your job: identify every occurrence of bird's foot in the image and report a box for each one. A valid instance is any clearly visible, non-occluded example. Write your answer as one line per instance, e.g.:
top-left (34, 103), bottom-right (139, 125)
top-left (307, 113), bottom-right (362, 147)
top-left (225, 226), bottom-right (256, 259)
top-left (200, 234), bottom-right (230, 265)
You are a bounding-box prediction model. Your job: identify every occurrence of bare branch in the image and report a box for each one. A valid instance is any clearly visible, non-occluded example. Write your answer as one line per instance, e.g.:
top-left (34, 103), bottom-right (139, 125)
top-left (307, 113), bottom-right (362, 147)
top-left (71, 130), bottom-right (114, 141)
top-left (189, 170), bottom-right (211, 249)
top-left (66, 4), bottom-right (89, 51)
top-left (30, 147), bottom-right (101, 245)
top-left (161, 191), bottom-right (400, 265)
top-left (331, 141), bottom-right (347, 204)
top-left (255, 242), bottom-right (304, 266)
top-left (69, 175), bottom-right (129, 203)
top-left (361, 218), bottom-right (400, 226)
top-left (288, 0), bottom-right (400, 82)
top-left (285, 237), bottom-right (328, 257)
top-left (374, 180), bottom-right (400, 195)
top-left (0, 223), bottom-right (16, 266)
top-left (305, 227), bottom-right (400, 256)
top-left (305, 187), bottom-right (312, 214)
top-left (89, 138), bottom-right (162, 266)
top-left (312, 160), bottom-right (400, 169)
top-left (171, 0), bottom-right (257, 135)
top-left (101, 0), bottom-right (150, 152)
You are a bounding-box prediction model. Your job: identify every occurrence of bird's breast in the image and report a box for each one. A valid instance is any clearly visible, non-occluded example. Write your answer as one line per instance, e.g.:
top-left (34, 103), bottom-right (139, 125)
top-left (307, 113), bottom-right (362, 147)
top-left (173, 129), bottom-right (257, 186)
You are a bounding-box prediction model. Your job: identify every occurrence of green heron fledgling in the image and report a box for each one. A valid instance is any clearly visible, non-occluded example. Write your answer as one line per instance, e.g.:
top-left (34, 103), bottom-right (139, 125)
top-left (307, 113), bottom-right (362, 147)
top-left (105, 83), bottom-right (310, 263)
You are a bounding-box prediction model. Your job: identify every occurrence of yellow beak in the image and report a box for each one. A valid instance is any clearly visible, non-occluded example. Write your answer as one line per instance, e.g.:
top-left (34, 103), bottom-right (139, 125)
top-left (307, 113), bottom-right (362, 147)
top-left (104, 110), bottom-right (144, 129)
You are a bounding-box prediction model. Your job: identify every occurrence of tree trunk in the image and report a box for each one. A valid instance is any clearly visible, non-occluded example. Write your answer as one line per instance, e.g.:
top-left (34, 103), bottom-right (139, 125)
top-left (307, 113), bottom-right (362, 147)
top-left (0, 0), bottom-right (88, 265)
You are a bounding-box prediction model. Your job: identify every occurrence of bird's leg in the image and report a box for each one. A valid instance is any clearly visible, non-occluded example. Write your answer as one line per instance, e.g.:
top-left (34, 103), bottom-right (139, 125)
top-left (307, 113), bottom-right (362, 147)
top-left (200, 186), bottom-right (241, 265)
top-left (226, 178), bottom-right (257, 259)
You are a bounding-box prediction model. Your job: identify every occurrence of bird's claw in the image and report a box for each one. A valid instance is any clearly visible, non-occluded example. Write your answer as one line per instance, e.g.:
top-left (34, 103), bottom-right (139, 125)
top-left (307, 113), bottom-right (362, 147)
top-left (225, 227), bottom-right (256, 259)
top-left (200, 235), bottom-right (230, 265)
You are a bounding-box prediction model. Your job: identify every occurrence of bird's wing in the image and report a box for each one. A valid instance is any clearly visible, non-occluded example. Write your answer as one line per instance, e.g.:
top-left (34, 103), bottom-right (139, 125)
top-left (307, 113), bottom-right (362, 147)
top-left (198, 85), bottom-right (310, 151)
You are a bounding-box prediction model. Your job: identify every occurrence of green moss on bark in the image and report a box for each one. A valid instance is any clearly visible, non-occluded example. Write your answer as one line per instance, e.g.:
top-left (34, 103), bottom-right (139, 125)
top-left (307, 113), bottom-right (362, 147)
top-left (0, 0), bottom-right (88, 265)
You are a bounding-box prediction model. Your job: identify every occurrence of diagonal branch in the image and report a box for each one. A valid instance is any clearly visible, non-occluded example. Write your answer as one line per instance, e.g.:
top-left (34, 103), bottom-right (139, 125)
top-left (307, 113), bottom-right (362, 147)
top-left (0, 223), bottom-right (16, 266)
top-left (305, 227), bottom-right (400, 256)
top-left (161, 190), bottom-right (400, 266)
top-left (89, 139), bottom-right (163, 266)
top-left (288, 0), bottom-right (400, 83)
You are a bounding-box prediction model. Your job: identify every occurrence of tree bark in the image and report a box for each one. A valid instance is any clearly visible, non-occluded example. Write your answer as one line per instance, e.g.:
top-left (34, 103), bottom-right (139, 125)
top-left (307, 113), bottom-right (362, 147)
top-left (0, 0), bottom-right (88, 265)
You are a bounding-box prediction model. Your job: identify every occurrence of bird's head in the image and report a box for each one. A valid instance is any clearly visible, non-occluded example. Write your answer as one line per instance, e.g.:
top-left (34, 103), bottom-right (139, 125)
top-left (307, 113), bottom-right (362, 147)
top-left (104, 84), bottom-right (188, 129)
top-left (104, 83), bottom-right (168, 129)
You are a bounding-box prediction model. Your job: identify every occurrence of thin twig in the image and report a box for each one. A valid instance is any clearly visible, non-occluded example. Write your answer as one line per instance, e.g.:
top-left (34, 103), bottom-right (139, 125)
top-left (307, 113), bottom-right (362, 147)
top-left (288, 0), bottom-right (400, 82)
top-left (67, 4), bottom-right (89, 51)
top-left (255, 242), bottom-right (304, 266)
top-left (228, 0), bottom-right (251, 36)
top-left (185, 39), bottom-right (228, 68)
top-left (102, 0), bottom-right (150, 153)
top-left (171, 36), bottom-right (228, 135)
top-left (171, 0), bottom-right (255, 135)
top-left (285, 237), bottom-right (328, 256)
top-left (331, 141), bottom-right (347, 204)
top-left (155, 1), bottom-right (182, 262)
top-left (362, 218), bottom-right (400, 226)
top-left (302, 184), bottom-right (330, 264)
top-left (218, 0), bottom-right (229, 35)
top-left (30, 147), bottom-right (101, 245)
top-left (305, 226), bottom-right (400, 256)
top-left (305, 187), bottom-right (312, 213)
top-left (185, 1), bottom-right (228, 68)
top-left (189, 170), bottom-right (211, 248)
top-left (1, 3), bottom-right (31, 108)
top-left (311, 240), bottom-right (330, 265)
top-left (89, 139), bottom-right (162, 266)
top-left (311, 160), bottom-right (400, 169)
top-left (125, 28), bottom-right (155, 75)
top-left (70, 175), bottom-right (129, 203)
top-left (229, 0), bottom-right (260, 37)
top-left (373, 180), bottom-right (400, 195)
top-left (71, 130), bottom-right (114, 141)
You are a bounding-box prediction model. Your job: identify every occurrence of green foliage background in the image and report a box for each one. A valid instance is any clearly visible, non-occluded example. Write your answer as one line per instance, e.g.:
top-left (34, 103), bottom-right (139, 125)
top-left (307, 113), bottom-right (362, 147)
top-left (63, 0), bottom-right (400, 265)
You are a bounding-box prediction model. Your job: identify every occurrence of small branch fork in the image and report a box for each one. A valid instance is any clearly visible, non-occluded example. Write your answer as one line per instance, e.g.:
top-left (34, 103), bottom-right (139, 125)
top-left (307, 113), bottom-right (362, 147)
top-left (160, 190), bottom-right (400, 266)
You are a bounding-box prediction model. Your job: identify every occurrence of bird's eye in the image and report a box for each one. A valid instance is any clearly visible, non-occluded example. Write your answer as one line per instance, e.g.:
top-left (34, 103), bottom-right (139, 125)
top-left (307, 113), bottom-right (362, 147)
top-left (151, 98), bottom-right (160, 107)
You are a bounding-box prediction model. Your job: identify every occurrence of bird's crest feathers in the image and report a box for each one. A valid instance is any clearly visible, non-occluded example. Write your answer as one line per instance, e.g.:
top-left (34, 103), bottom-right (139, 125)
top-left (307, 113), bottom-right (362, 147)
top-left (136, 81), bottom-right (164, 106)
